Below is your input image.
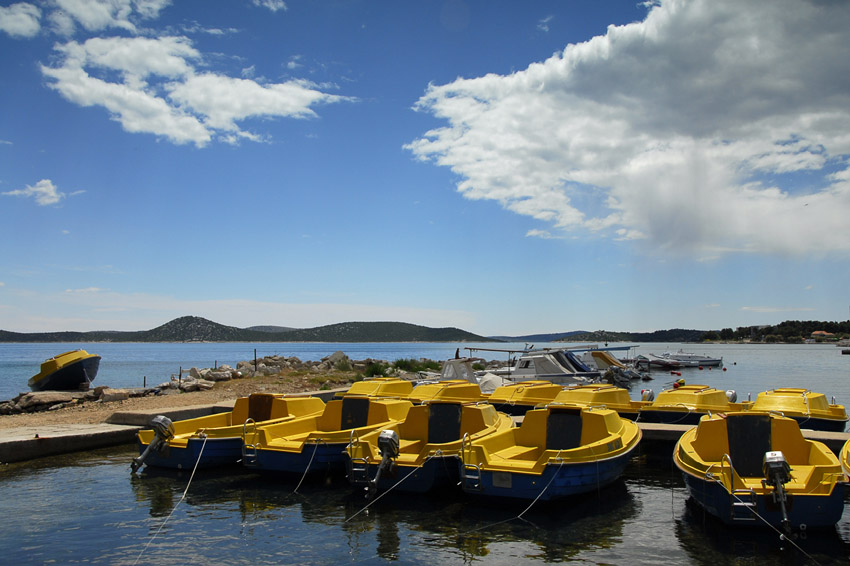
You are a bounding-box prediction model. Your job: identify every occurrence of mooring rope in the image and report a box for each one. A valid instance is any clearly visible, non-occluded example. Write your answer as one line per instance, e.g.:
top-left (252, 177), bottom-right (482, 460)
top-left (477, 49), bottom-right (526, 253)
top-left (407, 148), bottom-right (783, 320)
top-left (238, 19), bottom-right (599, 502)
top-left (345, 454), bottom-right (436, 523)
top-left (133, 434), bottom-right (208, 565)
top-left (293, 440), bottom-right (322, 494)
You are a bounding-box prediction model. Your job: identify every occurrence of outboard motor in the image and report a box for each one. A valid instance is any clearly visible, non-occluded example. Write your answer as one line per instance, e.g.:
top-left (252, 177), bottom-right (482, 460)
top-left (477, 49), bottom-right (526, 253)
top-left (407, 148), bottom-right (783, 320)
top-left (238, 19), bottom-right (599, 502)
top-left (641, 388), bottom-right (655, 402)
top-left (366, 429), bottom-right (400, 498)
top-left (762, 450), bottom-right (793, 533)
top-left (131, 415), bottom-right (174, 473)
top-left (726, 390), bottom-right (738, 403)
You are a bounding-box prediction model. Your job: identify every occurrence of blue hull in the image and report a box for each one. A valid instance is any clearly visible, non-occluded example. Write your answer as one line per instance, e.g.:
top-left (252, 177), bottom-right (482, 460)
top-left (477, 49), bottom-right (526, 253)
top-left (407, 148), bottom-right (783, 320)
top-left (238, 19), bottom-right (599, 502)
top-left (137, 437), bottom-right (243, 470)
top-left (360, 457), bottom-right (460, 494)
top-left (245, 442), bottom-right (348, 475)
top-left (463, 450), bottom-right (635, 501)
top-left (681, 472), bottom-right (845, 529)
top-left (30, 356), bottom-right (100, 392)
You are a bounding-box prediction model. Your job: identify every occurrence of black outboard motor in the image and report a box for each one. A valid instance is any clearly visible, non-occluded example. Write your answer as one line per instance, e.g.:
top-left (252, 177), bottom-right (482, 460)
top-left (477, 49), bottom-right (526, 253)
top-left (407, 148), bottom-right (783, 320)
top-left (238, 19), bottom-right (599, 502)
top-left (131, 415), bottom-right (175, 473)
top-left (366, 429), bottom-right (399, 498)
top-left (762, 450), bottom-right (793, 533)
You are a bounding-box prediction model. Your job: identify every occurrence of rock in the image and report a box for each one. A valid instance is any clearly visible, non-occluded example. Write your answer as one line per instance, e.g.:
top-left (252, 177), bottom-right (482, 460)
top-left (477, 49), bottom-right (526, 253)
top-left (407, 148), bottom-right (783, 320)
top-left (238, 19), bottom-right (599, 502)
top-left (99, 389), bottom-right (131, 403)
top-left (206, 370), bottom-right (233, 382)
top-left (16, 391), bottom-right (77, 410)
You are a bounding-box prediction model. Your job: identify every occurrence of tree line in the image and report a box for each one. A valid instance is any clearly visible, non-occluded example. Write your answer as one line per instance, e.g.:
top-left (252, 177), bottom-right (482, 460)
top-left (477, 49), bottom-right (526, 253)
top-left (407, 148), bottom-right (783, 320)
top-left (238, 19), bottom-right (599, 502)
top-left (700, 320), bottom-right (850, 343)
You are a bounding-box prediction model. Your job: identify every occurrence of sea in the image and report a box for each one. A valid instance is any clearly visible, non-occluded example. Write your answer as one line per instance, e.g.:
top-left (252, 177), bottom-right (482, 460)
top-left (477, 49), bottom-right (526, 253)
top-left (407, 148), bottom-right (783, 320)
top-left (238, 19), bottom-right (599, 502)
top-left (1, 342), bottom-right (849, 565)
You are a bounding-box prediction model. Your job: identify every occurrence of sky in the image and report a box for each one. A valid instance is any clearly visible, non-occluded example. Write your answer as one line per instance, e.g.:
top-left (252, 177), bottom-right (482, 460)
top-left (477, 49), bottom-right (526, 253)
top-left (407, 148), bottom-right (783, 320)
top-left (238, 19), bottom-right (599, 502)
top-left (1, 0), bottom-right (849, 337)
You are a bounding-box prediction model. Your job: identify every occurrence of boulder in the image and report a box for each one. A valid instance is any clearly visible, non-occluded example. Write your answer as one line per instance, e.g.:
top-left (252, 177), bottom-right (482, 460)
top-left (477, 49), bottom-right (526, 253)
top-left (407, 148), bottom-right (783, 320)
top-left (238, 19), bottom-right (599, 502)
top-left (16, 391), bottom-right (77, 410)
top-left (206, 370), bottom-right (233, 382)
top-left (99, 388), bottom-right (131, 403)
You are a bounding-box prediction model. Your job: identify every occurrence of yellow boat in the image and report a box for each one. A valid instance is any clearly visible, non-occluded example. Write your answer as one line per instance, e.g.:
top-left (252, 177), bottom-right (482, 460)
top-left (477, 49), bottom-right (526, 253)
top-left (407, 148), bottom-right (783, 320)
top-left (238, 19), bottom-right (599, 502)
top-left (459, 404), bottom-right (641, 501)
top-left (346, 400), bottom-right (513, 495)
top-left (332, 377), bottom-right (414, 399)
top-left (132, 393), bottom-right (326, 471)
top-left (28, 349), bottom-right (101, 392)
top-left (674, 412), bottom-right (845, 531)
top-left (242, 396), bottom-right (412, 474)
top-left (746, 388), bottom-right (847, 432)
top-left (486, 380), bottom-right (564, 416)
top-left (407, 380), bottom-right (486, 404)
top-left (841, 439), bottom-right (850, 481)
top-left (553, 384), bottom-right (649, 420)
top-left (638, 383), bottom-right (746, 425)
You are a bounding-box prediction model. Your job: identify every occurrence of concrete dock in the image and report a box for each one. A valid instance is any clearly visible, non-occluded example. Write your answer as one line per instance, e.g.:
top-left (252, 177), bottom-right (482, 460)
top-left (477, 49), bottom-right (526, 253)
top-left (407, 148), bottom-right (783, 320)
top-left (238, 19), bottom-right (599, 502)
top-left (1, 404), bottom-right (847, 464)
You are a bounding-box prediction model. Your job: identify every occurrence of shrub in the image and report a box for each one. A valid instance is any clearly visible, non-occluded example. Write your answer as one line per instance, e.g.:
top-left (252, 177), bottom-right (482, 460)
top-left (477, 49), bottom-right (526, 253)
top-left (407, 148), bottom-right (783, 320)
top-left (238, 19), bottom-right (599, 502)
top-left (363, 362), bottom-right (388, 377)
top-left (392, 358), bottom-right (440, 372)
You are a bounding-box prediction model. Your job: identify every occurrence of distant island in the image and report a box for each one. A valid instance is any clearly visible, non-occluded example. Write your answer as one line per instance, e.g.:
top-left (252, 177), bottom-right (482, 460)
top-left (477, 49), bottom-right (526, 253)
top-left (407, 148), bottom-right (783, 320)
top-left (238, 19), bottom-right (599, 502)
top-left (0, 316), bottom-right (847, 343)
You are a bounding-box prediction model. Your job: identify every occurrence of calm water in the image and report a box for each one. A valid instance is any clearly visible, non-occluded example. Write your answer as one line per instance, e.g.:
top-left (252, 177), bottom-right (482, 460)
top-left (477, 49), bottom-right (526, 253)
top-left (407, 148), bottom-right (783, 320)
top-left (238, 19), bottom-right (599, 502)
top-left (1, 342), bottom-right (849, 564)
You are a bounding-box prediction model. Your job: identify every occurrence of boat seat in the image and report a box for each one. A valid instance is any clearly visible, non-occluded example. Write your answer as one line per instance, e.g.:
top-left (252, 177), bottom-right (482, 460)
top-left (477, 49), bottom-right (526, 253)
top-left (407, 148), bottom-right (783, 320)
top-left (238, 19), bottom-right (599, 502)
top-left (428, 403), bottom-right (462, 444)
top-left (248, 394), bottom-right (276, 422)
top-left (726, 413), bottom-right (772, 477)
top-left (546, 408), bottom-right (583, 451)
top-left (340, 397), bottom-right (370, 429)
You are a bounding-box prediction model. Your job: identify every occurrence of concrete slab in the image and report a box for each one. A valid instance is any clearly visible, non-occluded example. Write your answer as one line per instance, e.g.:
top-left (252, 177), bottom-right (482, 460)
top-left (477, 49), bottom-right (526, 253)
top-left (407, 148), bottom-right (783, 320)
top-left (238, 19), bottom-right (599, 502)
top-left (0, 423), bottom-right (140, 464)
top-left (106, 403), bottom-right (226, 426)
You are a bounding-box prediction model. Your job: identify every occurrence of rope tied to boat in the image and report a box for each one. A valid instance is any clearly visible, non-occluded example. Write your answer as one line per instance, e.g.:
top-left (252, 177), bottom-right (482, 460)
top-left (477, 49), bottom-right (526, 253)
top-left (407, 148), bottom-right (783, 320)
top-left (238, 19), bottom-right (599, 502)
top-left (133, 434), bottom-right (208, 565)
top-left (344, 454), bottom-right (437, 523)
top-left (704, 468), bottom-right (823, 565)
top-left (293, 438), bottom-right (323, 494)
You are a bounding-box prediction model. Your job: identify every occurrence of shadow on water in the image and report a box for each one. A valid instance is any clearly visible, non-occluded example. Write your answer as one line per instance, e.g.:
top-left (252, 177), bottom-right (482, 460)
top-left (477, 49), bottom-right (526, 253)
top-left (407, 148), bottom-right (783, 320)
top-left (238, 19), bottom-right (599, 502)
top-left (676, 497), bottom-right (850, 566)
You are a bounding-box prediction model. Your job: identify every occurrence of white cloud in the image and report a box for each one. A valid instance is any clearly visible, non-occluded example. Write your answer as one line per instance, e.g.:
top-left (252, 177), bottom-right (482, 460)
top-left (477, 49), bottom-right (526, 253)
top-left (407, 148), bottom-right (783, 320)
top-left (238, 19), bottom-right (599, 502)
top-left (47, 0), bottom-right (171, 35)
top-left (41, 36), bottom-right (353, 146)
top-left (2, 179), bottom-right (65, 206)
top-left (0, 2), bottom-right (40, 38)
top-left (252, 0), bottom-right (286, 12)
top-left (537, 15), bottom-right (553, 33)
top-left (407, 0), bottom-right (850, 257)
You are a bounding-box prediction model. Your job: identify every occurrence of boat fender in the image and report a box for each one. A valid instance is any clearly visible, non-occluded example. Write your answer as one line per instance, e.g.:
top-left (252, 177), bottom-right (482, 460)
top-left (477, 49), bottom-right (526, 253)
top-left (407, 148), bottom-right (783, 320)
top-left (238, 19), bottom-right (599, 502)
top-left (726, 390), bottom-right (737, 403)
top-left (131, 415), bottom-right (175, 473)
top-left (641, 389), bottom-right (655, 402)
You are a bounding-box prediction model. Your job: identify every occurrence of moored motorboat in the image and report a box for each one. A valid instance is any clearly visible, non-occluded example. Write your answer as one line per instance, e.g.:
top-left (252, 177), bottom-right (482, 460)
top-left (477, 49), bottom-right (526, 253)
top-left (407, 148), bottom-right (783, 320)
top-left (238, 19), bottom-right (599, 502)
top-left (660, 349), bottom-right (723, 367)
top-left (28, 349), bottom-right (101, 392)
top-left (674, 412), bottom-right (845, 532)
top-left (242, 396), bottom-right (412, 474)
top-left (638, 383), bottom-right (745, 425)
top-left (346, 400), bottom-right (513, 495)
top-left (132, 393), bottom-right (326, 471)
top-left (745, 388), bottom-right (847, 432)
top-left (486, 380), bottom-right (564, 416)
top-left (486, 347), bottom-right (601, 385)
top-left (553, 384), bottom-right (649, 420)
top-left (458, 404), bottom-right (641, 501)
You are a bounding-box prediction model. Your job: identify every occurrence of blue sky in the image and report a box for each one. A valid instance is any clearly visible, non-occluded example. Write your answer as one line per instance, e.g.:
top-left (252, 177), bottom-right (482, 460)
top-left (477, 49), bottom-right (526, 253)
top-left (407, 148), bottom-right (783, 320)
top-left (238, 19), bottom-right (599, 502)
top-left (1, 0), bottom-right (849, 336)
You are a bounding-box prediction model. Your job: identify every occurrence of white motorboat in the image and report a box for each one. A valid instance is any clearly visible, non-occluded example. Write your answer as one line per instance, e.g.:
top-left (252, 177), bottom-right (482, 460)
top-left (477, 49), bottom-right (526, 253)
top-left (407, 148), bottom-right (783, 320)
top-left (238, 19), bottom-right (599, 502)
top-left (660, 349), bottom-right (722, 367)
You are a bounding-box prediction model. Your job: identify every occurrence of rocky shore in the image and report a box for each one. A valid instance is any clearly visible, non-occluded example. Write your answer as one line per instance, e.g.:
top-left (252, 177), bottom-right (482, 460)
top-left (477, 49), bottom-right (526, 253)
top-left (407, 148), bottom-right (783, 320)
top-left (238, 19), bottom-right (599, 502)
top-left (0, 352), bottom-right (461, 428)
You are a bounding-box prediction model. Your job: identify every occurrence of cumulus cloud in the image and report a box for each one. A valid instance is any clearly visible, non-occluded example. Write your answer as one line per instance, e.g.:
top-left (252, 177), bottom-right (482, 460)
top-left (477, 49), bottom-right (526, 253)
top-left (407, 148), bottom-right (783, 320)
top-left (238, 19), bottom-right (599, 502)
top-left (2, 179), bottom-right (66, 205)
top-left (252, 0), bottom-right (286, 12)
top-left (46, 0), bottom-right (171, 35)
top-left (0, 2), bottom-right (41, 38)
top-left (40, 36), bottom-right (353, 146)
top-left (407, 0), bottom-right (850, 257)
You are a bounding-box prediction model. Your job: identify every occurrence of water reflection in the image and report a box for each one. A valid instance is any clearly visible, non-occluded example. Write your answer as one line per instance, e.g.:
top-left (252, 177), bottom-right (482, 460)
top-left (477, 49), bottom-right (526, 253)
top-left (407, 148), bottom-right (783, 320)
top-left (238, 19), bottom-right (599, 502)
top-left (676, 497), bottom-right (850, 566)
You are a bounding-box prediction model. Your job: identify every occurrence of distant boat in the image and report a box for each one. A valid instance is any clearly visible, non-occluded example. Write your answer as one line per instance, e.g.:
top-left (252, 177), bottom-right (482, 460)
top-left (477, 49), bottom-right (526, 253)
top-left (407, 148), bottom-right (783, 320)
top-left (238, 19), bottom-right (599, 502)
top-left (482, 347), bottom-right (602, 385)
top-left (28, 349), bottom-right (101, 392)
top-left (660, 349), bottom-right (723, 367)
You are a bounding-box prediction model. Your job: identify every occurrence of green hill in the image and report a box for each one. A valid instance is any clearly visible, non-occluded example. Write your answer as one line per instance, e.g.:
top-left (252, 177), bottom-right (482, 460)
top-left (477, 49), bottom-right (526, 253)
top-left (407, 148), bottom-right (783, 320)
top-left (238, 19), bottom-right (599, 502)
top-left (0, 316), bottom-right (495, 343)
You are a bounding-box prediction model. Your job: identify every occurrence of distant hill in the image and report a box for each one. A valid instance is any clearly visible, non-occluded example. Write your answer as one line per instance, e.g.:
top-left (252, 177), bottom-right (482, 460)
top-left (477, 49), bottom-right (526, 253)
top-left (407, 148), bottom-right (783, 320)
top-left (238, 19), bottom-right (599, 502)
top-left (0, 316), bottom-right (496, 343)
top-left (564, 329), bottom-right (708, 343)
top-left (489, 331), bottom-right (587, 343)
top-left (245, 325), bottom-right (297, 333)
